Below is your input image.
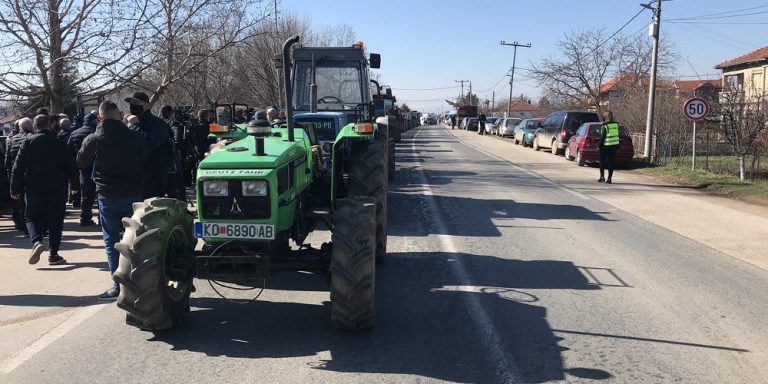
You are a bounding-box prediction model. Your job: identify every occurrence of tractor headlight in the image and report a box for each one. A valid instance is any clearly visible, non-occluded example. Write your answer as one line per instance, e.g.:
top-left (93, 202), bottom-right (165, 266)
top-left (242, 180), bottom-right (268, 197)
top-left (203, 180), bottom-right (229, 196)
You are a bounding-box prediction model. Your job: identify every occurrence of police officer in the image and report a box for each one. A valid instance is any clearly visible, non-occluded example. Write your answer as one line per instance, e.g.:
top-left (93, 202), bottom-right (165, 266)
top-left (478, 113), bottom-right (486, 135)
top-left (598, 111), bottom-right (620, 184)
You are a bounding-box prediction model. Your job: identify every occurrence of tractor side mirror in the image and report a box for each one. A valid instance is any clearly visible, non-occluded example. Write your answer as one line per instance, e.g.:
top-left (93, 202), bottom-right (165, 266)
top-left (369, 53), bottom-right (381, 69)
top-left (273, 54), bottom-right (283, 69)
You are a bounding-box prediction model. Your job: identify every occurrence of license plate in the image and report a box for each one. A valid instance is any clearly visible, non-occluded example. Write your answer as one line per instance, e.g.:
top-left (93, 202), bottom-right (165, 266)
top-left (195, 222), bottom-right (275, 240)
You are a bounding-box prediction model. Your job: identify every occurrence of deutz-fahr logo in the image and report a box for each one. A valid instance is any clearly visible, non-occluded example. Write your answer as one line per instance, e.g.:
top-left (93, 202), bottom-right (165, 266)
top-left (200, 169), bottom-right (268, 176)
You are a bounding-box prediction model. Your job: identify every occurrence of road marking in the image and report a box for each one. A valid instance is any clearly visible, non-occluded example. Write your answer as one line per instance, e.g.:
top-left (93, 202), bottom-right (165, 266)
top-left (411, 129), bottom-right (523, 384)
top-left (0, 304), bottom-right (108, 375)
top-left (450, 130), bottom-right (591, 201)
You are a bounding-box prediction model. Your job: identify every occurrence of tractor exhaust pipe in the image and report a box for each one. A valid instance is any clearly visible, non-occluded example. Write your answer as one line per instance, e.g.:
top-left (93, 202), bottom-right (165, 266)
top-left (283, 35), bottom-right (300, 142)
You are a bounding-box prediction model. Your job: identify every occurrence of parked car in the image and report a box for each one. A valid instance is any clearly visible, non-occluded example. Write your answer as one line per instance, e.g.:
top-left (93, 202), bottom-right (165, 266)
top-left (484, 117), bottom-right (500, 134)
top-left (512, 118), bottom-right (543, 145)
top-left (497, 118), bottom-right (522, 137)
top-left (464, 117), bottom-right (479, 131)
top-left (532, 111), bottom-right (600, 155)
top-left (564, 122), bottom-right (634, 167)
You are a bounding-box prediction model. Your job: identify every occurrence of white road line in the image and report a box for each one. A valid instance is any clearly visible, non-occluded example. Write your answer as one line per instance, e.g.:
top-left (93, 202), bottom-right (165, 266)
top-left (412, 129), bottom-right (523, 384)
top-left (0, 304), bottom-right (108, 375)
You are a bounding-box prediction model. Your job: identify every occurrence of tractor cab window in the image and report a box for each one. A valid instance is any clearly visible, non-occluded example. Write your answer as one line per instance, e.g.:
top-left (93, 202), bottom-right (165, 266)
top-left (293, 60), bottom-right (364, 111)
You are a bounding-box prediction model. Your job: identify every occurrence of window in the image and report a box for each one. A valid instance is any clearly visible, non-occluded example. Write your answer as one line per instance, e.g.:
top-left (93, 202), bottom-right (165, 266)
top-left (751, 72), bottom-right (763, 90)
top-left (725, 74), bottom-right (743, 91)
top-left (293, 60), bottom-right (364, 110)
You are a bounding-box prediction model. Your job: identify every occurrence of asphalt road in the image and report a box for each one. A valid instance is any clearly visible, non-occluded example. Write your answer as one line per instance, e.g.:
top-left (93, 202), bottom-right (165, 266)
top-left (2, 125), bottom-right (767, 383)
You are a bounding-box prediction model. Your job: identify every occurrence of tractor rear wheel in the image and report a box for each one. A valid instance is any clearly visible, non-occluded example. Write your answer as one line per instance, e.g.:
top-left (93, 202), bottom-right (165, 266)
top-left (113, 198), bottom-right (195, 331)
top-left (330, 198), bottom-right (376, 330)
top-left (349, 140), bottom-right (388, 264)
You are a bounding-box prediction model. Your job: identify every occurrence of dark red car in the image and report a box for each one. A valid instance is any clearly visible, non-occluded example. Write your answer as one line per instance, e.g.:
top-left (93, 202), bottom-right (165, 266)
top-left (564, 122), bottom-right (634, 167)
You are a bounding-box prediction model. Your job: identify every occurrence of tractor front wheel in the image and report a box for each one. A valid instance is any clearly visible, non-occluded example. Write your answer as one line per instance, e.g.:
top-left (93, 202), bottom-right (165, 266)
top-left (113, 198), bottom-right (195, 331)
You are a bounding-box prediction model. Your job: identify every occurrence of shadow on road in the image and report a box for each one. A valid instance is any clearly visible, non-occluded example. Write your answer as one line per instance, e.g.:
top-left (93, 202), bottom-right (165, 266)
top-left (0, 293), bottom-right (99, 307)
top-left (388, 191), bottom-right (611, 238)
top-left (149, 251), bottom-right (610, 383)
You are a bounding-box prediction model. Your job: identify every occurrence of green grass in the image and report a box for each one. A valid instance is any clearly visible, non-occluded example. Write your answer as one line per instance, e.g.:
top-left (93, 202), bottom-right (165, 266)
top-left (634, 159), bottom-right (768, 205)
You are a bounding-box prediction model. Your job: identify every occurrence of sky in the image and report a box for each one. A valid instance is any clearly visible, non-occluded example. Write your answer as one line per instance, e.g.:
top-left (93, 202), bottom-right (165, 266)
top-left (283, 0), bottom-right (768, 113)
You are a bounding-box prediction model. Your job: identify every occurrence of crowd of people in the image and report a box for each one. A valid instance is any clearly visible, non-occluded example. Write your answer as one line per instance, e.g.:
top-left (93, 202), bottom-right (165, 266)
top-left (4, 91), bottom-right (216, 300)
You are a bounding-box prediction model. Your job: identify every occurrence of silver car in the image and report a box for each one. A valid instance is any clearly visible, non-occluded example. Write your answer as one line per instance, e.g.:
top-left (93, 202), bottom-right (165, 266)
top-left (498, 118), bottom-right (522, 137)
top-left (484, 117), bottom-right (500, 135)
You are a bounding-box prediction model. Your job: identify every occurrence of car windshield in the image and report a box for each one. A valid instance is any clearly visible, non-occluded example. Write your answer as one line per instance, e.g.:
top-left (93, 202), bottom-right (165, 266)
top-left (293, 59), bottom-right (363, 110)
top-left (526, 120), bottom-right (542, 129)
top-left (506, 119), bottom-right (521, 127)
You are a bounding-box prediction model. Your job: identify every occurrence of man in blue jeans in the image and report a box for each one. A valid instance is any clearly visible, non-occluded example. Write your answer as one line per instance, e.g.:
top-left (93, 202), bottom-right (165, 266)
top-left (78, 100), bottom-right (148, 300)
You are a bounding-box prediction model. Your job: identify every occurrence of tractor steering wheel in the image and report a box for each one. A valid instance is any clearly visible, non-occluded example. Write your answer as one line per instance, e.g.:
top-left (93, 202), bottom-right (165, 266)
top-left (318, 96), bottom-right (343, 104)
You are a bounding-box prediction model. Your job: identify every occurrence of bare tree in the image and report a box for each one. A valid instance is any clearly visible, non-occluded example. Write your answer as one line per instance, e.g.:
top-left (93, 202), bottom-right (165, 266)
top-left (717, 85), bottom-right (767, 180)
top-left (122, 0), bottom-right (271, 107)
top-left (0, 0), bottom-right (149, 113)
top-left (529, 28), bottom-right (677, 113)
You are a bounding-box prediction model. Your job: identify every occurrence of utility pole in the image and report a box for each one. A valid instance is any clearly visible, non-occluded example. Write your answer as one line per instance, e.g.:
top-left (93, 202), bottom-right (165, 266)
top-left (468, 81), bottom-right (473, 106)
top-left (642, 0), bottom-right (662, 162)
top-left (500, 40), bottom-right (531, 118)
top-left (492, 91), bottom-right (495, 113)
top-left (455, 80), bottom-right (469, 106)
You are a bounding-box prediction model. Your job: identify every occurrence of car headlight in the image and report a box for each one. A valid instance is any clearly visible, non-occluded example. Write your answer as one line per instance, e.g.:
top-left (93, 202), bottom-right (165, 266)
top-left (242, 180), bottom-right (268, 197)
top-left (203, 180), bottom-right (229, 196)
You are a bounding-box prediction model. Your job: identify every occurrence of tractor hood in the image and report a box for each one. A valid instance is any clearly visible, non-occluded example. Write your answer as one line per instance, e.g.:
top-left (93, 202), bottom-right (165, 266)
top-left (199, 130), bottom-right (309, 171)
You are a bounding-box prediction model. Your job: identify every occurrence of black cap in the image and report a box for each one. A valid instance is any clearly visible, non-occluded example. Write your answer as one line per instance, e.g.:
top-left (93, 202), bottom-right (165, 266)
top-left (124, 91), bottom-right (150, 105)
top-left (84, 113), bottom-right (98, 123)
top-left (255, 111), bottom-right (268, 121)
top-left (36, 107), bottom-right (49, 115)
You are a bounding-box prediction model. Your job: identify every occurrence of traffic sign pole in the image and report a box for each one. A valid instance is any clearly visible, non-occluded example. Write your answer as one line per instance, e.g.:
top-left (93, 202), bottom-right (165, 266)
top-left (683, 97), bottom-right (710, 172)
top-left (692, 120), bottom-right (696, 171)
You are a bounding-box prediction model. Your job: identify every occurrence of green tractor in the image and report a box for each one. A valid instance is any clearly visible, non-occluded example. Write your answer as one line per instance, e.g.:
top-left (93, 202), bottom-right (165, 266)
top-left (112, 36), bottom-right (388, 331)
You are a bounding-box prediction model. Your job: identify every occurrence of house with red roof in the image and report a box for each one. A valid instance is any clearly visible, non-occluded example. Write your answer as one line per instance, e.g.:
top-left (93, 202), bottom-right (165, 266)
top-left (595, 72), bottom-right (649, 112)
top-left (506, 100), bottom-right (538, 119)
top-left (715, 45), bottom-right (768, 99)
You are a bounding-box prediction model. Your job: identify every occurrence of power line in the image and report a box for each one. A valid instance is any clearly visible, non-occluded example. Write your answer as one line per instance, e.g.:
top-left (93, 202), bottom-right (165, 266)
top-left (667, 4), bottom-right (768, 20)
top-left (668, 21), bottom-right (768, 25)
top-left (391, 85), bottom-right (460, 91)
top-left (669, 9), bottom-right (768, 21)
top-left (665, 11), bottom-right (755, 51)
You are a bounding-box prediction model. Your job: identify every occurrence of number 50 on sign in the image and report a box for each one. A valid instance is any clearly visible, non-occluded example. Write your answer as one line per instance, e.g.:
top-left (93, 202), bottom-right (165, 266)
top-left (683, 97), bottom-right (709, 121)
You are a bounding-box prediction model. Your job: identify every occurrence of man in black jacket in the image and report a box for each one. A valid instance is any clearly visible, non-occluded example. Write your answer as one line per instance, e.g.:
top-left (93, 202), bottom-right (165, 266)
top-left (78, 100), bottom-right (148, 300)
top-left (5, 117), bottom-right (34, 235)
top-left (10, 115), bottom-right (78, 265)
top-left (160, 105), bottom-right (186, 201)
top-left (68, 113), bottom-right (99, 225)
top-left (124, 91), bottom-right (169, 199)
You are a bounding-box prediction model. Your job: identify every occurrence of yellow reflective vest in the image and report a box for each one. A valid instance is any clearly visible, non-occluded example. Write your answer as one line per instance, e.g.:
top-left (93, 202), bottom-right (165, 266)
top-left (603, 122), bottom-right (620, 147)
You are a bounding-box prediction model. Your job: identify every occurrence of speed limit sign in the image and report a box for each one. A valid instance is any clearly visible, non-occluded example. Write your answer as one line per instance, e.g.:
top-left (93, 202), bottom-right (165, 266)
top-left (683, 97), bottom-right (709, 121)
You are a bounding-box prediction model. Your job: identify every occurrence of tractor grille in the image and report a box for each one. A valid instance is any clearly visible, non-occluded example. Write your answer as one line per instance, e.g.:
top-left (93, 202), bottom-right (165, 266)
top-left (199, 181), bottom-right (271, 220)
